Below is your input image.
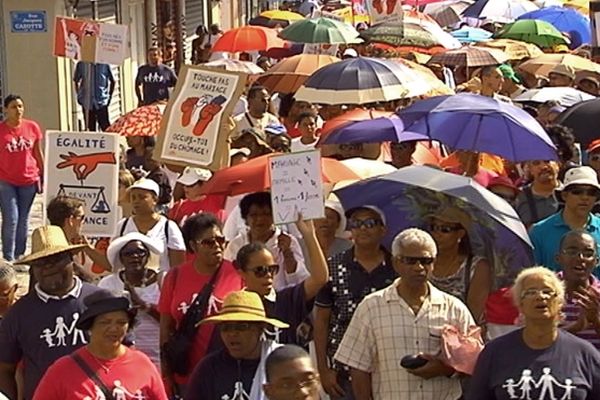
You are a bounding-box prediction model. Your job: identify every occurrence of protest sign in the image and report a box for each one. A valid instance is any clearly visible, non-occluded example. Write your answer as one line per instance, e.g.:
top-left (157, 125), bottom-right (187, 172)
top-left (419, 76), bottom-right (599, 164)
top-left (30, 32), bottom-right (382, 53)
top-left (303, 43), bottom-right (339, 55)
top-left (44, 131), bottom-right (120, 236)
top-left (53, 16), bottom-right (128, 64)
top-left (364, 0), bottom-right (403, 24)
top-left (269, 150), bottom-right (325, 225)
top-left (155, 65), bottom-right (247, 171)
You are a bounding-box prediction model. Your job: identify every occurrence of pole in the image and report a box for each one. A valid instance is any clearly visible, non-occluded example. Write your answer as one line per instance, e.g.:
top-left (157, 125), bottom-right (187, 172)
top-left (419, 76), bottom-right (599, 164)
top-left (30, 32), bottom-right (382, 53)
top-left (173, 0), bottom-right (184, 73)
top-left (590, 0), bottom-right (600, 61)
top-left (90, 0), bottom-right (99, 19)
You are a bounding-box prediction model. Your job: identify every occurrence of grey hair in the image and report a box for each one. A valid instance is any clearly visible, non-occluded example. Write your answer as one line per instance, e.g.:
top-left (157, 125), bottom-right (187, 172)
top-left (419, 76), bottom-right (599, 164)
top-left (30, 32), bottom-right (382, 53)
top-left (0, 261), bottom-right (17, 286)
top-left (391, 228), bottom-right (438, 258)
top-left (511, 266), bottom-right (565, 312)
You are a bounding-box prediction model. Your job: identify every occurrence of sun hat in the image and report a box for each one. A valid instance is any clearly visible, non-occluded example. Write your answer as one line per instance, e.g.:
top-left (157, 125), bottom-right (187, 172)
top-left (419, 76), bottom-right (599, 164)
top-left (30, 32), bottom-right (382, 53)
top-left (229, 147), bottom-right (251, 158)
top-left (106, 232), bottom-right (164, 272)
top-left (345, 205), bottom-right (386, 225)
top-left (426, 206), bottom-right (472, 230)
top-left (343, 48), bottom-right (358, 58)
top-left (549, 64), bottom-right (576, 80)
top-left (14, 226), bottom-right (87, 265)
top-left (127, 178), bottom-right (160, 197)
top-left (325, 199), bottom-right (347, 237)
top-left (177, 167), bottom-right (213, 186)
top-left (559, 166), bottom-right (600, 191)
top-left (198, 291), bottom-right (289, 328)
top-left (76, 289), bottom-right (136, 330)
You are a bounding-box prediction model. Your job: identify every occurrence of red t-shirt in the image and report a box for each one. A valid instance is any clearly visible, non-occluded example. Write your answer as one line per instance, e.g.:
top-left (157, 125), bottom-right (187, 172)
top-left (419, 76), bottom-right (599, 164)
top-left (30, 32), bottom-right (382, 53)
top-left (33, 347), bottom-right (167, 400)
top-left (0, 120), bottom-right (43, 185)
top-left (157, 260), bottom-right (243, 383)
top-left (168, 195), bottom-right (227, 226)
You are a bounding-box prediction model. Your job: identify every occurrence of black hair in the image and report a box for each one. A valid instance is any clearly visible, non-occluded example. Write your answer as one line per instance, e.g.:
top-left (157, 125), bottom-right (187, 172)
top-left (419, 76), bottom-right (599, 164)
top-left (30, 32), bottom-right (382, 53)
top-left (248, 85), bottom-right (267, 100)
top-left (239, 192), bottom-right (272, 220)
top-left (181, 212), bottom-right (222, 252)
top-left (3, 94), bottom-right (23, 108)
top-left (545, 124), bottom-right (577, 164)
top-left (559, 229), bottom-right (596, 251)
top-left (265, 345), bottom-right (312, 382)
top-left (234, 242), bottom-right (269, 270)
top-left (296, 111), bottom-right (317, 125)
top-left (480, 65), bottom-right (500, 78)
top-left (196, 24), bottom-right (208, 36)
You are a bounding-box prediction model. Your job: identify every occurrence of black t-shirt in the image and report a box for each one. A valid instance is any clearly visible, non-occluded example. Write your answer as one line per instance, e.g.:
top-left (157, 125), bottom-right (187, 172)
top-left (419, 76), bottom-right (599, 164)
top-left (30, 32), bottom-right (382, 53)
top-left (467, 329), bottom-right (600, 400)
top-left (263, 283), bottom-right (310, 345)
top-left (135, 64), bottom-right (177, 105)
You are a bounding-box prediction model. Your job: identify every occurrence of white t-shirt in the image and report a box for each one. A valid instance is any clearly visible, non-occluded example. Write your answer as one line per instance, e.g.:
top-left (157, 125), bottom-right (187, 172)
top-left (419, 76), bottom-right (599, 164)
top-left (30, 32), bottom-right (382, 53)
top-left (291, 137), bottom-right (318, 152)
top-left (233, 112), bottom-right (280, 138)
top-left (114, 216), bottom-right (185, 272)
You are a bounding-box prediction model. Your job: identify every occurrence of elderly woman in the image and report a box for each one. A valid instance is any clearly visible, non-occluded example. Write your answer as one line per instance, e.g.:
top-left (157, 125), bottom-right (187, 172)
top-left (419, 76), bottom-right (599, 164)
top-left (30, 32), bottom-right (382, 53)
top-left (99, 232), bottom-right (163, 367)
top-left (467, 267), bottom-right (600, 399)
top-left (427, 207), bottom-right (492, 322)
top-left (33, 290), bottom-right (167, 399)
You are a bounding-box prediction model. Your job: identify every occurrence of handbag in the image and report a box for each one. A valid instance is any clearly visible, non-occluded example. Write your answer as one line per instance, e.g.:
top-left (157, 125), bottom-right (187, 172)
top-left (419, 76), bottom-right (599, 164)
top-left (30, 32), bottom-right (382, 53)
top-left (439, 324), bottom-right (484, 375)
top-left (162, 265), bottom-right (220, 376)
top-left (71, 352), bottom-right (115, 400)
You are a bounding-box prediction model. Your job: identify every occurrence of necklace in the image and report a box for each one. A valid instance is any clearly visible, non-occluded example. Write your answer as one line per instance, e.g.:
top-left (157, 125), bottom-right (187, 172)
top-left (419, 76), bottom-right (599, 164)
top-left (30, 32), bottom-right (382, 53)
top-left (88, 350), bottom-right (111, 374)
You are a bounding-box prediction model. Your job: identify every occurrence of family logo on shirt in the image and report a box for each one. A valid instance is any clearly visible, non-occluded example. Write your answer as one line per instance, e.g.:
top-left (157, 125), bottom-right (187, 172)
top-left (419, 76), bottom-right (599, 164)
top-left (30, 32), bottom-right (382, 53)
top-left (221, 381), bottom-right (250, 400)
top-left (5, 136), bottom-right (33, 153)
top-left (262, 327), bottom-right (281, 343)
top-left (83, 380), bottom-right (146, 400)
top-left (177, 293), bottom-right (222, 315)
top-left (143, 72), bottom-right (164, 83)
top-left (502, 368), bottom-right (577, 400)
top-left (39, 312), bottom-right (87, 348)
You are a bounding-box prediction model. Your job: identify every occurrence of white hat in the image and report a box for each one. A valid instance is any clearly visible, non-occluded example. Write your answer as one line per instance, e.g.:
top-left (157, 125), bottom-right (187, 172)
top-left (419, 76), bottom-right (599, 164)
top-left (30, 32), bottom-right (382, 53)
top-left (343, 48), bottom-right (358, 58)
top-left (229, 147), bottom-right (251, 158)
top-left (106, 232), bottom-right (164, 271)
top-left (345, 205), bottom-right (386, 225)
top-left (325, 199), bottom-right (347, 237)
top-left (127, 178), bottom-right (160, 197)
top-left (177, 167), bottom-right (213, 186)
top-left (562, 166), bottom-right (600, 190)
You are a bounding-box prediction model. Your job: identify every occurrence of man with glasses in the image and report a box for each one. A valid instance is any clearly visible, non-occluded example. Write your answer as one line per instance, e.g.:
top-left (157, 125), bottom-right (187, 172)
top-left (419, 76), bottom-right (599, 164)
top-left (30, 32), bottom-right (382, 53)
top-left (334, 228), bottom-right (475, 400)
top-left (314, 206), bottom-right (396, 399)
top-left (263, 344), bottom-right (321, 400)
top-left (530, 166), bottom-right (600, 274)
top-left (0, 226), bottom-right (101, 400)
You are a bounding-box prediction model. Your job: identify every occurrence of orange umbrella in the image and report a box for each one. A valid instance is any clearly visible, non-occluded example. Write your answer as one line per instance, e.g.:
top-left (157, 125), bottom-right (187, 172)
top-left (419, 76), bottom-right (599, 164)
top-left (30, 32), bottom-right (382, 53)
top-left (257, 54), bottom-right (341, 94)
top-left (106, 104), bottom-right (164, 136)
top-left (320, 109), bottom-right (393, 139)
top-left (212, 26), bottom-right (286, 53)
top-left (200, 153), bottom-right (360, 196)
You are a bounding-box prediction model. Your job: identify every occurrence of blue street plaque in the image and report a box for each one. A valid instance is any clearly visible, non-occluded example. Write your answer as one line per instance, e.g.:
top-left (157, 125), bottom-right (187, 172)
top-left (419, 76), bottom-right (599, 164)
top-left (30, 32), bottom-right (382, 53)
top-left (10, 11), bottom-right (47, 33)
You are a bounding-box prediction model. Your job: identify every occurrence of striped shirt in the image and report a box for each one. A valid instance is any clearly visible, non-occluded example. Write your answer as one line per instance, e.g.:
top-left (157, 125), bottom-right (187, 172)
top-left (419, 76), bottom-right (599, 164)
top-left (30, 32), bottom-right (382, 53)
top-left (559, 273), bottom-right (600, 350)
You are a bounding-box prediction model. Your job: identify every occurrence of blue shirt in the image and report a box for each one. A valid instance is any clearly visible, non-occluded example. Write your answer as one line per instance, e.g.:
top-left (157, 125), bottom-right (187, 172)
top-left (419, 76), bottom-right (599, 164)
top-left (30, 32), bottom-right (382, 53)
top-left (529, 211), bottom-right (600, 274)
top-left (73, 62), bottom-right (115, 109)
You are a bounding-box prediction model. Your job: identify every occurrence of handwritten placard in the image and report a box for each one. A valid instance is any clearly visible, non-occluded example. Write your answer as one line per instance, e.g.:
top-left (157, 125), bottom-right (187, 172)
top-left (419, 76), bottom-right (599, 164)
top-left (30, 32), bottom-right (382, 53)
top-left (269, 150), bottom-right (325, 224)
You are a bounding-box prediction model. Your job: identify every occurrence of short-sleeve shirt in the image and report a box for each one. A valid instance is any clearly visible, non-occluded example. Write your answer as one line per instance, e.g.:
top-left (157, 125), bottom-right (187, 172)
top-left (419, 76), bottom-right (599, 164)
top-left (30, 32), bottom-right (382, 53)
top-left (263, 283), bottom-right (309, 345)
top-left (514, 185), bottom-right (559, 226)
top-left (135, 64), bottom-right (177, 105)
top-left (0, 120), bottom-right (43, 186)
top-left (233, 112), bottom-right (280, 138)
top-left (32, 347), bottom-right (167, 400)
top-left (334, 280), bottom-right (475, 400)
top-left (466, 329), bottom-right (600, 400)
top-left (115, 216), bottom-right (186, 272)
top-left (73, 62), bottom-right (115, 109)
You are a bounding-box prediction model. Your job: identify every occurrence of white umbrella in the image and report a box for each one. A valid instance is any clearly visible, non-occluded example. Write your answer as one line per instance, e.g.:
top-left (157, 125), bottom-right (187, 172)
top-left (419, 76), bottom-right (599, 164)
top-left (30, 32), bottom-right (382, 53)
top-left (463, 0), bottom-right (539, 23)
top-left (513, 86), bottom-right (595, 107)
top-left (204, 59), bottom-right (264, 74)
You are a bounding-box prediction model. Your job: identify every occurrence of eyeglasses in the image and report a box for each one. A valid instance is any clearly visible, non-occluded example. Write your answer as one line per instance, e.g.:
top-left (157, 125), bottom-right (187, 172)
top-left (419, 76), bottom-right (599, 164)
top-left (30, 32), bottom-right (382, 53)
top-left (120, 248), bottom-right (149, 258)
top-left (429, 223), bottom-right (463, 234)
top-left (273, 376), bottom-right (320, 392)
top-left (248, 264), bottom-right (279, 278)
top-left (561, 248), bottom-right (597, 260)
top-left (521, 288), bottom-right (557, 299)
top-left (221, 322), bottom-right (255, 332)
top-left (349, 218), bottom-right (383, 229)
top-left (197, 236), bottom-right (226, 248)
top-left (30, 252), bottom-right (73, 269)
top-left (567, 187), bottom-right (600, 197)
top-left (397, 256), bottom-right (435, 265)
top-left (589, 154), bottom-right (600, 163)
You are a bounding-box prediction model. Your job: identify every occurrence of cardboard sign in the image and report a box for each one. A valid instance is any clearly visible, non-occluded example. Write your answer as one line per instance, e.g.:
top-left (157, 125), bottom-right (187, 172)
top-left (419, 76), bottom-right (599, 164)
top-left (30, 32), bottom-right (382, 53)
top-left (303, 43), bottom-right (340, 55)
top-left (269, 150), bottom-right (325, 224)
top-left (364, 0), bottom-right (403, 24)
top-left (155, 65), bottom-right (247, 171)
top-left (53, 16), bottom-right (128, 64)
top-left (44, 131), bottom-right (120, 236)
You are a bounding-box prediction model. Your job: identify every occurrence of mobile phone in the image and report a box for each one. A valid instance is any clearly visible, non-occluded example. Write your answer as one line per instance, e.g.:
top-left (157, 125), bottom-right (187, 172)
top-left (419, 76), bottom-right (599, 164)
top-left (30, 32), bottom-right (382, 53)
top-left (400, 354), bottom-right (428, 370)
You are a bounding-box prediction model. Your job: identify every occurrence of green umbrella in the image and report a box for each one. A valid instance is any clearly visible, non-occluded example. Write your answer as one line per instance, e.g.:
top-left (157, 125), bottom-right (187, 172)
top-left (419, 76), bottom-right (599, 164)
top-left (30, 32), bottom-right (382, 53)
top-left (278, 17), bottom-right (362, 44)
top-left (494, 19), bottom-right (568, 49)
top-left (360, 22), bottom-right (441, 48)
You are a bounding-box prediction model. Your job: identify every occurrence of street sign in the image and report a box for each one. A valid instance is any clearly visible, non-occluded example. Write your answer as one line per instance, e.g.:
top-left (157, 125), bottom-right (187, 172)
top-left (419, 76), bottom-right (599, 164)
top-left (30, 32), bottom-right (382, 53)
top-left (10, 11), bottom-right (47, 33)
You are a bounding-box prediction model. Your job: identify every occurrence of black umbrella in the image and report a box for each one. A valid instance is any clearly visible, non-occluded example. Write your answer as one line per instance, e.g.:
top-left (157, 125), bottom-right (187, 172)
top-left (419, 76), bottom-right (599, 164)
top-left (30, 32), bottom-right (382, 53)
top-left (556, 98), bottom-right (600, 148)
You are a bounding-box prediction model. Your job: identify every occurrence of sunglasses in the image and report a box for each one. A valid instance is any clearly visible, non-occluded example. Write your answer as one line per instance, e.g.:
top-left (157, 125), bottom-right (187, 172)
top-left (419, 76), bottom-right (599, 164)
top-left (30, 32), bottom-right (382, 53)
top-left (567, 188), bottom-right (600, 197)
top-left (429, 223), bottom-right (462, 234)
top-left (349, 218), bottom-right (383, 229)
top-left (248, 264), bottom-right (279, 278)
top-left (30, 252), bottom-right (73, 268)
top-left (197, 236), bottom-right (226, 248)
top-left (221, 322), bottom-right (255, 332)
top-left (398, 256), bottom-right (435, 265)
top-left (120, 248), bottom-right (149, 258)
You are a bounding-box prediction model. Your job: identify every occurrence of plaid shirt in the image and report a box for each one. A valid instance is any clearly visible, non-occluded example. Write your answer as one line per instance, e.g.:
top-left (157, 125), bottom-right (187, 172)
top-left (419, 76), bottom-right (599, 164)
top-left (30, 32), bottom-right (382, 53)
top-left (335, 280), bottom-right (475, 400)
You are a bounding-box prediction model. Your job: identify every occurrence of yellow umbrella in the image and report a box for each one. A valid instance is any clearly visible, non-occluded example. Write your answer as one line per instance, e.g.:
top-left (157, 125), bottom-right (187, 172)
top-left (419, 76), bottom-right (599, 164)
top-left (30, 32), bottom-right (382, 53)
top-left (564, 0), bottom-right (589, 14)
top-left (260, 10), bottom-right (305, 21)
top-left (475, 38), bottom-right (543, 60)
top-left (518, 53), bottom-right (600, 77)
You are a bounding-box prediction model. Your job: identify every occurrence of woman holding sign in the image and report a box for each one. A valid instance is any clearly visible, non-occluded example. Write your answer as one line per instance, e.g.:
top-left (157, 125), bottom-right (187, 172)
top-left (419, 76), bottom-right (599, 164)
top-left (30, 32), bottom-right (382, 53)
top-left (0, 95), bottom-right (44, 261)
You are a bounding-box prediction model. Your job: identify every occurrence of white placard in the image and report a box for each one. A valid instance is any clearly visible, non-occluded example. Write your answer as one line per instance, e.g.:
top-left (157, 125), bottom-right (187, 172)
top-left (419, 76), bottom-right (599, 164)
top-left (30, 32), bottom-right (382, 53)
top-left (269, 150), bottom-right (325, 224)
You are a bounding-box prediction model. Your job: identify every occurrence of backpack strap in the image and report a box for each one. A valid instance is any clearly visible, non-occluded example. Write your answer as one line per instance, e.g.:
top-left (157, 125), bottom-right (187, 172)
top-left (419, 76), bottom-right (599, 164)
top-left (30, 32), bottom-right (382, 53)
top-left (524, 186), bottom-right (539, 223)
top-left (119, 217), bottom-right (130, 237)
top-left (71, 352), bottom-right (115, 400)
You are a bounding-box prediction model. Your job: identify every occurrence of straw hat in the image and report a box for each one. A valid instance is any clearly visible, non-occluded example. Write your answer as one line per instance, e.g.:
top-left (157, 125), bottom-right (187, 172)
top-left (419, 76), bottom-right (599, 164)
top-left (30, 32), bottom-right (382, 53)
top-left (14, 226), bottom-right (87, 265)
top-left (426, 206), bottom-right (472, 230)
top-left (198, 291), bottom-right (289, 328)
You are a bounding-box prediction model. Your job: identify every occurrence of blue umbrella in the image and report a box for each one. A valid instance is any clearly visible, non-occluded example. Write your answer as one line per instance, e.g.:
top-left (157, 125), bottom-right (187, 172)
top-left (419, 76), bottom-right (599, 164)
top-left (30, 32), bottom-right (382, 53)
top-left (396, 93), bottom-right (558, 162)
top-left (319, 116), bottom-right (429, 145)
top-left (518, 6), bottom-right (590, 48)
top-left (334, 165), bottom-right (534, 287)
top-left (451, 26), bottom-right (493, 43)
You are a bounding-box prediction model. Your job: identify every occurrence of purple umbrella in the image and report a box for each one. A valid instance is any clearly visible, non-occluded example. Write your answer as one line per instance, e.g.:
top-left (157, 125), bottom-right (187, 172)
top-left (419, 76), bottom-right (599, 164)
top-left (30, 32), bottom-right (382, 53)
top-left (319, 116), bottom-right (429, 145)
top-left (396, 93), bottom-right (558, 162)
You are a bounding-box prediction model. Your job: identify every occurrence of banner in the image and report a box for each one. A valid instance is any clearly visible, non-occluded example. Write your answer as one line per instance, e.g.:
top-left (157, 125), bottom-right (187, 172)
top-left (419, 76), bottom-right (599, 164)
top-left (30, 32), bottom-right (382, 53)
top-left (44, 131), bottom-right (120, 236)
top-left (269, 150), bottom-right (325, 224)
top-left (53, 16), bottom-right (128, 64)
top-left (364, 0), bottom-right (403, 24)
top-left (155, 65), bottom-right (247, 171)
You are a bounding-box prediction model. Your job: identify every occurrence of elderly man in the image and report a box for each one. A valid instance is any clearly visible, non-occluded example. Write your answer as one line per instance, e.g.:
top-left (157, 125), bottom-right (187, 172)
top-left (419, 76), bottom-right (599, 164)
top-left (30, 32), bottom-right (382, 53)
top-left (334, 228), bottom-right (475, 400)
top-left (0, 226), bottom-right (101, 399)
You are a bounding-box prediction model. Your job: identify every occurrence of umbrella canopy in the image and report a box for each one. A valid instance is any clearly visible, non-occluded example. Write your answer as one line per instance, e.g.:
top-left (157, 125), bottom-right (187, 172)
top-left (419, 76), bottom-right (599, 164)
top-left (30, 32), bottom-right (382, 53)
top-left (319, 117), bottom-right (429, 145)
top-left (334, 165), bottom-right (534, 286)
top-left (212, 26), bottom-right (286, 52)
top-left (295, 57), bottom-right (431, 105)
top-left (278, 17), bottom-right (361, 44)
top-left (451, 26), bottom-right (493, 43)
top-left (475, 38), bottom-right (543, 60)
top-left (463, 0), bottom-right (539, 21)
top-left (320, 109), bottom-right (393, 136)
top-left (513, 86), bottom-right (594, 107)
top-left (403, 12), bottom-right (463, 49)
top-left (200, 153), bottom-right (360, 196)
top-left (494, 19), bottom-right (568, 48)
top-left (396, 93), bottom-right (558, 162)
top-left (427, 46), bottom-right (508, 67)
top-left (204, 59), bottom-right (264, 74)
top-left (425, 0), bottom-right (473, 28)
top-left (517, 6), bottom-right (590, 48)
top-left (339, 158), bottom-right (398, 179)
top-left (257, 54), bottom-right (341, 94)
top-left (517, 53), bottom-right (600, 77)
top-left (556, 98), bottom-right (600, 147)
top-left (249, 10), bottom-right (304, 28)
top-left (391, 58), bottom-right (455, 96)
top-left (360, 23), bottom-right (442, 48)
top-left (106, 104), bottom-right (164, 136)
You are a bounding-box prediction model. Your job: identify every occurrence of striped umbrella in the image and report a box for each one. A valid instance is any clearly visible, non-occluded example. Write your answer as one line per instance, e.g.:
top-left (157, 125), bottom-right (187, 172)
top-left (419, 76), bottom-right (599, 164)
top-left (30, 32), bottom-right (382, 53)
top-left (475, 38), bottom-right (543, 60)
top-left (427, 46), bottom-right (508, 67)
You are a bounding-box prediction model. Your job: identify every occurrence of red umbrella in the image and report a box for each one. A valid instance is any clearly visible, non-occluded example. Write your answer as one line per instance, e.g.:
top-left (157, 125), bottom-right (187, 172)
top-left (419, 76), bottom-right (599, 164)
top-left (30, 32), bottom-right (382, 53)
top-left (201, 153), bottom-right (361, 196)
top-left (212, 26), bottom-right (287, 53)
top-left (319, 109), bottom-right (393, 142)
top-left (106, 104), bottom-right (164, 136)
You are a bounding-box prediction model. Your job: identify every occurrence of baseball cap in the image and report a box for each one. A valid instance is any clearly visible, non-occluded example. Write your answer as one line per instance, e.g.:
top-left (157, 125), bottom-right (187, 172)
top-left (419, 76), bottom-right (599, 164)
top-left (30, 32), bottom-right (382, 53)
top-left (345, 205), bottom-right (386, 225)
top-left (127, 178), bottom-right (160, 197)
top-left (177, 167), bottom-right (212, 186)
top-left (498, 64), bottom-right (521, 84)
top-left (343, 48), bottom-right (358, 58)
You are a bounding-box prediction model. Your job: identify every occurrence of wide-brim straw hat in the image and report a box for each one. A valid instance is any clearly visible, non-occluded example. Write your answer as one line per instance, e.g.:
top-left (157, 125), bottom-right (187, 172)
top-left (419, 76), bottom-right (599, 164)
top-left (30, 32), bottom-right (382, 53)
top-left (14, 226), bottom-right (87, 265)
top-left (198, 290), bottom-right (289, 328)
